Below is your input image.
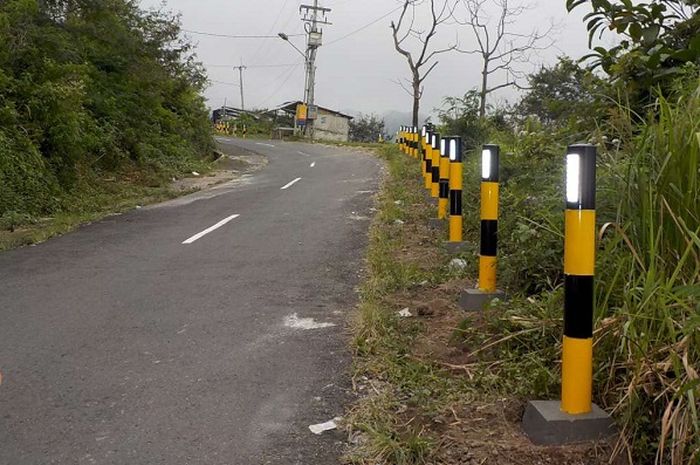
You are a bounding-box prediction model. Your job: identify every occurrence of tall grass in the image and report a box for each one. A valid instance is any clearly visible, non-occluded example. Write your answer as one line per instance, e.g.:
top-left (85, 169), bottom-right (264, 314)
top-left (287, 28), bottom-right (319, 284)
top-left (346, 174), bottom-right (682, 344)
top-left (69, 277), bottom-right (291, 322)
top-left (596, 80), bottom-right (700, 464)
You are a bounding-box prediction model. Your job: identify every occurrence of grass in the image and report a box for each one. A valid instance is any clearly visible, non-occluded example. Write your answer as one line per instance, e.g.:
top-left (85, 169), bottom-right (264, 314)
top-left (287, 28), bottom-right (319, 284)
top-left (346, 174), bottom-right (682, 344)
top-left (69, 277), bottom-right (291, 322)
top-left (348, 82), bottom-right (699, 464)
top-left (0, 173), bottom-right (200, 252)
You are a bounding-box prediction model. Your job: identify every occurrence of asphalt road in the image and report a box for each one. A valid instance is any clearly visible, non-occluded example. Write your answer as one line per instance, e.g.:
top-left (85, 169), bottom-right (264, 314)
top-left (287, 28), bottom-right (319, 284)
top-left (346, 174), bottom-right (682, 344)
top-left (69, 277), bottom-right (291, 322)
top-left (0, 137), bottom-right (382, 465)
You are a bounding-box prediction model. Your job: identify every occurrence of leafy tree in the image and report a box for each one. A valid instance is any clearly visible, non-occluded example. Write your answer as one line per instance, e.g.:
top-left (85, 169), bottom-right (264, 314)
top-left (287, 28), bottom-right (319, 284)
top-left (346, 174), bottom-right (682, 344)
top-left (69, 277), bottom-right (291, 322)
top-left (436, 90), bottom-right (488, 150)
top-left (0, 0), bottom-right (212, 220)
top-left (567, 0), bottom-right (700, 95)
top-left (349, 114), bottom-right (386, 143)
top-left (515, 56), bottom-right (605, 130)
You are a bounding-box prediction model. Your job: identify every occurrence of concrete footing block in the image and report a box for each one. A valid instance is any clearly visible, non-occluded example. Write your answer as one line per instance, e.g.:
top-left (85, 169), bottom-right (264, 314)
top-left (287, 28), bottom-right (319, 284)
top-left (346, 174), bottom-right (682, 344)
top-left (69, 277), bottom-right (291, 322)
top-left (428, 218), bottom-right (445, 229)
top-left (444, 241), bottom-right (470, 254)
top-left (522, 400), bottom-right (616, 445)
top-left (458, 288), bottom-right (506, 311)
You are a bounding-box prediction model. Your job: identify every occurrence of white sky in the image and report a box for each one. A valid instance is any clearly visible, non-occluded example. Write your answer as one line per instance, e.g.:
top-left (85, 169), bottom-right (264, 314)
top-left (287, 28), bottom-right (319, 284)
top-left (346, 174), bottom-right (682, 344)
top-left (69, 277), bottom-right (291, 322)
top-left (140, 0), bottom-right (595, 116)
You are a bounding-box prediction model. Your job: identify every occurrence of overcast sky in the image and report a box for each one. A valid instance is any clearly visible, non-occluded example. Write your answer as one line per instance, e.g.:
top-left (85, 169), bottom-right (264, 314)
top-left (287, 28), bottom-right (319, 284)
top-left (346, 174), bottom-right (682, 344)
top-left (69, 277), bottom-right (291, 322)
top-left (140, 0), bottom-right (596, 116)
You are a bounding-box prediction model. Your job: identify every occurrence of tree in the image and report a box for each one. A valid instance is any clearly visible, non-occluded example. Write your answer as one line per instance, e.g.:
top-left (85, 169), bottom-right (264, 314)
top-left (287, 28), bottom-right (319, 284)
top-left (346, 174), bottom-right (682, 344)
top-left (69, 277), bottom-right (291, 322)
top-left (349, 114), bottom-right (387, 143)
top-left (436, 90), bottom-right (489, 150)
top-left (514, 56), bottom-right (604, 129)
top-left (391, 0), bottom-right (457, 127)
top-left (454, 0), bottom-right (555, 118)
top-left (567, 0), bottom-right (700, 95)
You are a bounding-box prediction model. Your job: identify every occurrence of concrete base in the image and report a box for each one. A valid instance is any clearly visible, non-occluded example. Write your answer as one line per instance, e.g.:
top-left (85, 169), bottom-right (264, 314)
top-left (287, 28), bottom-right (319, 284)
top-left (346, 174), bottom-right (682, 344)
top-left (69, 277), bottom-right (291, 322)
top-left (458, 288), bottom-right (506, 311)
top-left (428, 218), bottom-right (445, 229)
top-left (444, 241), bottom-right (470, 254)
top-left (522, 400), bottom-right (616, 445)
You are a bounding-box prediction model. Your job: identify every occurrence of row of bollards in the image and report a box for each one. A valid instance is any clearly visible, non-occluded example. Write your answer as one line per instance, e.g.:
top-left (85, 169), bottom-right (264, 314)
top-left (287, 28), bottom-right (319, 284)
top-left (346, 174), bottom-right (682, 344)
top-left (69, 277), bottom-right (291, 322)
top-left (397, 125), bottom-right (615, 446)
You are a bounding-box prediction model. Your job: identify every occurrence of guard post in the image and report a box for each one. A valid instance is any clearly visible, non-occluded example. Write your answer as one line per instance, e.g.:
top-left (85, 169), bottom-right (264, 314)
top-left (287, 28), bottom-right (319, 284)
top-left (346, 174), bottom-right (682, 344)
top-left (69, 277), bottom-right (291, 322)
top-left (411, 127), bottom-right (419, 159)
top-left (444, 137), bottom-right (467, 253)
top-left (430, 133), bottom-right (440, 199)
top-left (521, 144), bottom-right (614, 445)
top-left (424, 129), bottom-right (433, 190)
top-left (421, 126), bottom-right (428, 184)
top-left (458, 144), bottom-right (505, 310)
top-left (438, 137), bottom-right (450, 219)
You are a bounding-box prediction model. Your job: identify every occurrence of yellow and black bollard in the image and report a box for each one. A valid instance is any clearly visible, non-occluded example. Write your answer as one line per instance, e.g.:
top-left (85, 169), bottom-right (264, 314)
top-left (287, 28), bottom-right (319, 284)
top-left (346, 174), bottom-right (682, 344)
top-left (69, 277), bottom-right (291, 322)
top-left (447, 136), bottom-right (463, 243)
top-left (479, 144), bottom-right (499, 292)
top-left (561, 144), bottom-right (596, 415)
top-left (424, 129), bottom-right (433, 190)
top-left (421, 126), bottom-right (428, 183)
top-left (399, 126), bottom-right (404, 153)
top-left (521, 143), bottom-right (613, 445)
top-left (410, 127), bottom-right (417, 158)
top-left (438, 138), bottom-right (450, 219)
top-left (430, 133), bottom-right (440, 198)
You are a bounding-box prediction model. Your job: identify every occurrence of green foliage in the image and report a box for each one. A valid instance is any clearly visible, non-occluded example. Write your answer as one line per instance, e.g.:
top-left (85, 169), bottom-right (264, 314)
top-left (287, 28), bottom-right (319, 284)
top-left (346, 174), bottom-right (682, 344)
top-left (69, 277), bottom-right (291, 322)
top-left (436, 90), bottom-right (489, 150)
top-left (594, 82), bottom-right (700, 463)
top-left (567, 0), bottom-right (700, 98)
top-left (0, 0), bottom-right (212, 226)
top-left (515, 57), bottom-right (606, 133)
top-left (350, 113), bottom-right (387, 143)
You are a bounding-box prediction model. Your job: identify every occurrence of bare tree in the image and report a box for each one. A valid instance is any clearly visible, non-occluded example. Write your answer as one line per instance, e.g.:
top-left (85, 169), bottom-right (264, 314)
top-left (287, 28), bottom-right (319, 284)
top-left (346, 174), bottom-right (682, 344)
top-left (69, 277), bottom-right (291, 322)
top-left (455, 0), bottom-right (555, 118)
top-left (391, 0), bottom-right (457, 127)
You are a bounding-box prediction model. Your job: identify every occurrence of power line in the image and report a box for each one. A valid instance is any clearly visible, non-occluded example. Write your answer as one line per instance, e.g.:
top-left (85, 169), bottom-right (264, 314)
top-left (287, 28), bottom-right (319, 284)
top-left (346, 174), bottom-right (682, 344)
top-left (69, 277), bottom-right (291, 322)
top-left (205, 62), bottom-right (302, 69)
top-left (209, 79), bottom-right (240, 87)
top-left (182, 29), bottom-right (304, 39)
top-left (258, 64), bottom-right (304, 108)
top-left (325, 6), bottom-right (402, 46)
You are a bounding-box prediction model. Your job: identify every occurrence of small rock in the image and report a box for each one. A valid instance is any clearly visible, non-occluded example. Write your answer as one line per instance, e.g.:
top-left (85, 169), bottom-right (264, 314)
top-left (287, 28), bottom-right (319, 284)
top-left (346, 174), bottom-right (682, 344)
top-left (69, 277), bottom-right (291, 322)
top-left (398, 308), bottom-right (412, 318)
top-left (394, 200), bottom-right (403, 205)
top-left (449, 258), bottom-right (468, 271)
top-left (394, 219), bottom-right (405, 225)
top-left (192, 171), bottom-right (200, 176)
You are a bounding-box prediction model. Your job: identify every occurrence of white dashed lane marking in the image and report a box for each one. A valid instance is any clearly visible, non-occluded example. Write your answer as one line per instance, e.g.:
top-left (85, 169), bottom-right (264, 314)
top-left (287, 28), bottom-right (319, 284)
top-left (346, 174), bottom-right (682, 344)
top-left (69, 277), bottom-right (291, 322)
top-left (182, 214), bottom-right (240, 244)
top-left (280, 177), bottom-right (302, 190)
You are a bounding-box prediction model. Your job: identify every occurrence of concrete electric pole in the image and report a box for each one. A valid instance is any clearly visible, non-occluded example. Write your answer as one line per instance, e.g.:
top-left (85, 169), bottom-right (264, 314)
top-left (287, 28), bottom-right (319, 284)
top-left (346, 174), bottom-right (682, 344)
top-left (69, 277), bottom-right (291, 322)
top-left (299, 1), bottom-right (331, 137)
top-left (233, 63), bottom-right (247, 110)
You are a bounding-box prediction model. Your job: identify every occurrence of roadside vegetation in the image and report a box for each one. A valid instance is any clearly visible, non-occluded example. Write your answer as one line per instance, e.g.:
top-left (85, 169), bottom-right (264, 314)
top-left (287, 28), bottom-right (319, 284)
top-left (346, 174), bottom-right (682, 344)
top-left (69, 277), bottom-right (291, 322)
top-left (349, 1), bottom-right (699, 464)
top-left (0, 0), bottom-right (214, 249)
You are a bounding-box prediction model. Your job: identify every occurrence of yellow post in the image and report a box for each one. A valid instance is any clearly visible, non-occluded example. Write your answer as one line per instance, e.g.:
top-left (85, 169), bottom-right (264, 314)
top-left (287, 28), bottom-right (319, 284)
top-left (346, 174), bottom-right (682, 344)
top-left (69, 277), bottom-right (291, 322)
top-left (430, 133), bottom-right (440, 198)
top-left (561, 144), bottom-right (597, 415)
top-left (447, 137), bottom-right (464, 242)
top-left (421, 126), bottom-right (428, 184)
top-left (437, 138), bottom-right (450, 219)
top-left (411, 127), bottom-right (418, 159)
top-left (479, 144), bottom-right (499, 292)
top-left (424, 130), bottom-right (433, 190)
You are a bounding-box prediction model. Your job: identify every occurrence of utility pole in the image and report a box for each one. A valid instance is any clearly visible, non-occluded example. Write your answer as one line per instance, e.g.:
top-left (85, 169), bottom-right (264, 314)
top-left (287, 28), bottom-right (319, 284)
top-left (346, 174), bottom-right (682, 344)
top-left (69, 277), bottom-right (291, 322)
top-left (300, 1), bottom-right (331, 138)
top-left (233, 62), bottom-right (247, 110)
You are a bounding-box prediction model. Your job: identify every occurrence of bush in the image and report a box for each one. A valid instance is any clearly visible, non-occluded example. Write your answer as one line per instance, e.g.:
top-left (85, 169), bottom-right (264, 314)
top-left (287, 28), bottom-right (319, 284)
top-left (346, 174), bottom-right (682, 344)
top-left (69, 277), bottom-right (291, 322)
top-left (0, 0), bottom-right (212, 224)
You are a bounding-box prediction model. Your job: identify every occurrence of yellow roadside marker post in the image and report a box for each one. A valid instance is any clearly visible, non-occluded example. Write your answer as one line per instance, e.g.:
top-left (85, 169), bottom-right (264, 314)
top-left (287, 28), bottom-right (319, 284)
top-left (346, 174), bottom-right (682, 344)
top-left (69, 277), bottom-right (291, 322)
top-left (424, 129), bottom-right (433, 190)
top-left (399, 126), bottom-right (405, 154)
top-left (430, 133), bottom-right (440, 199)
top-left (421, 126), bottom-right (428, 184)
top-left (444, 136), bottom-right (468, 254)
top-left (522, 144), bottom-right (615, 445)
top-left (437, 137), bottom-right (450, 219)
top-left (458, 144), bottom-right (505, 310)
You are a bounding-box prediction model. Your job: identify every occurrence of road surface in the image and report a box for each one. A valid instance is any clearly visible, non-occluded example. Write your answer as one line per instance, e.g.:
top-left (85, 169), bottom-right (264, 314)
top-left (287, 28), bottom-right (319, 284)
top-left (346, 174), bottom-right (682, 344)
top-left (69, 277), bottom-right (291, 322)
top-left (0, 137), bottom-right (381, 465)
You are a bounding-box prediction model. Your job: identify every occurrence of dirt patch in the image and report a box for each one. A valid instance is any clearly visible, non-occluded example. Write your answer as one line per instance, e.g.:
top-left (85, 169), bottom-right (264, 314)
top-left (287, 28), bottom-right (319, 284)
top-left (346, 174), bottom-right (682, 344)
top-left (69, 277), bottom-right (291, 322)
top-left (171, 151), bottom-right (267, 192)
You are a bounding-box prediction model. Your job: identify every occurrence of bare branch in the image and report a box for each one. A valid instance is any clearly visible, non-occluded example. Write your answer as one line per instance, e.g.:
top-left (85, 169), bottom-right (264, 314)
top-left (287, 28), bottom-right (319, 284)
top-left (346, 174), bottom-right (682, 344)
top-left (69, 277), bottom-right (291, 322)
top-left (390, 0), bottom-right (457, 125)
top-left (455, 0), bottom-right (556, 117)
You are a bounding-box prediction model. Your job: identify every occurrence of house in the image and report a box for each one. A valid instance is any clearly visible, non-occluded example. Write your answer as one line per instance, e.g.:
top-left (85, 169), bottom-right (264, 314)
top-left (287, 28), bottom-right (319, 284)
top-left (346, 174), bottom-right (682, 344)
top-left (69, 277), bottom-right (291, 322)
top-left (211, 106), bottom-right (260, 123)
top-left (272, 101), bottom-right (353, 142)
